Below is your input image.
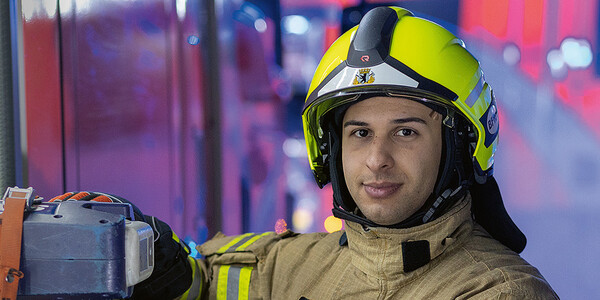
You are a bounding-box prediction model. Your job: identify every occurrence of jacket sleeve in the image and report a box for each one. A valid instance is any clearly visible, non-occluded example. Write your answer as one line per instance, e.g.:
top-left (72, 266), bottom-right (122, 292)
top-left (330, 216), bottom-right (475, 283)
top-left (177, 230), bottom-right (297, 300)
top-left (174, 255), bottom-right (207, 300)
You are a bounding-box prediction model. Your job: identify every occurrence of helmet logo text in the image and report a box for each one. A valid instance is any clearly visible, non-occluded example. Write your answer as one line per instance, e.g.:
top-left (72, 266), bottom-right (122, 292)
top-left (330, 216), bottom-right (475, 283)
top-left (352, 68), bottom-right (375, 85)
top-left (479, 98), bottom-right (499, 148)
top-left (360, 55), bottom-right (370, 62)
top-left (486, 104), bottom-right (498, 135)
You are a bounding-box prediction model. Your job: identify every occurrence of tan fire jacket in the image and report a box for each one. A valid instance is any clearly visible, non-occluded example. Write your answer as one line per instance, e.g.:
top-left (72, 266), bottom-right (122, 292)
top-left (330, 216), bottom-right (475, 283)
top-left (188, 195), bottom-right (558, 299)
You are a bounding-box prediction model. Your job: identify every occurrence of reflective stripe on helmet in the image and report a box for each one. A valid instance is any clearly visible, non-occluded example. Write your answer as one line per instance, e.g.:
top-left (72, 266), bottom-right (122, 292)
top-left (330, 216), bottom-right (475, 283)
top-left (464, 74), bottom-right (485, 107)
top-left (314, 63), bottom-right (418, 100)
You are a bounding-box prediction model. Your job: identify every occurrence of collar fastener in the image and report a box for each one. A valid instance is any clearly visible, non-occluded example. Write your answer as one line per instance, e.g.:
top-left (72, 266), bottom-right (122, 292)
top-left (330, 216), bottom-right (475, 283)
top-left (401, 240), bottom-right (431, 272)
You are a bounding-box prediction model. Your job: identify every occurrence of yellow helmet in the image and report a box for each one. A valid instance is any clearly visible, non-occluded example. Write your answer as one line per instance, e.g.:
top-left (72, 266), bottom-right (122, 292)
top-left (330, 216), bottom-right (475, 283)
top-left (302, 6), bottom-right (498, 188)
top-left (301, 6), bottom-right (526, 253)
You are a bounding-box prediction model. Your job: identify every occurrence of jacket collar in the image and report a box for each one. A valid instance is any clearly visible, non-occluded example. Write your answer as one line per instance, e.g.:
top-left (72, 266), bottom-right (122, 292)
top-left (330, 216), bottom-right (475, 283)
top-left (344, 194), bottom-right (473, 278)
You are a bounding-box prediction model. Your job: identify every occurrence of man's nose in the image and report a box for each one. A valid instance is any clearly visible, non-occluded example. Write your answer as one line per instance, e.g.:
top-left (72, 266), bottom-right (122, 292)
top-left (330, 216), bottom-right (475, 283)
top-left (365, 136), bottom-right (394, 171)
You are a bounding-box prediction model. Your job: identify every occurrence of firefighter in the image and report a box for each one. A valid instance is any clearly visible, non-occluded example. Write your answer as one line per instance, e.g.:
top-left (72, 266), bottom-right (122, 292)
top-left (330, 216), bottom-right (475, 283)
top-left (57, 6), bottom-right (558, 299)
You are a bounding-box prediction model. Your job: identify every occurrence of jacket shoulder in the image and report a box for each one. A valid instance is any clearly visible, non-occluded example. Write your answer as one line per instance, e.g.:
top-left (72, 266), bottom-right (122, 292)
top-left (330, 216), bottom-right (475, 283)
top-left (195, 230), bottom-right (346, 299)
top-left (449, 224), bottom-right (559, 299)
top-left (195, 230), bottom-right (303, 299)
top-left (197, 230), bottom-right (346, 273)
top-left (197, 230), bottom-right (300, 262)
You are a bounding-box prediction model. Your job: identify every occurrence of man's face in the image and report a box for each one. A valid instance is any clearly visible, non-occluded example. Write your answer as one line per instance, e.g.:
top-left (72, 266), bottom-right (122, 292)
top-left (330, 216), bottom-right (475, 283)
top-left (341, 96), bottom-right (443, 225)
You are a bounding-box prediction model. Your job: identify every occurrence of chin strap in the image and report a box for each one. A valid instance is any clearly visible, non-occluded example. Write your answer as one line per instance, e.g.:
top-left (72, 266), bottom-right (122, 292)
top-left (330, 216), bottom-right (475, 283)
top-left (332, 183), bottom-right (469, 229)
top-left (332, 195), bottom-right (435, 229)
top-left (332, 205), bottom-right (427, 229)
top-left (419, 111), bottom-right (472, 224)
top-left (422, 184), bottom-right (468, 223)
top-left (332, 206), bottom-right (377, 227)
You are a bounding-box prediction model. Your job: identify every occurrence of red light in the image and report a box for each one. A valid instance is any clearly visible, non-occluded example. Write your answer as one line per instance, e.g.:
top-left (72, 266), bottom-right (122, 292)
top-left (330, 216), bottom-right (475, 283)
top-left (482, 0), bottom-right (509, 39)
top-left (523, 0), bottom-right (545, 45)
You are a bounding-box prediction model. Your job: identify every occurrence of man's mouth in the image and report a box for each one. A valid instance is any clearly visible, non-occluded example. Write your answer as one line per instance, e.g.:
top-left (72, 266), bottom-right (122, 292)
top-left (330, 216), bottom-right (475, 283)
top-left (362, 182), bottom-right (401, 198)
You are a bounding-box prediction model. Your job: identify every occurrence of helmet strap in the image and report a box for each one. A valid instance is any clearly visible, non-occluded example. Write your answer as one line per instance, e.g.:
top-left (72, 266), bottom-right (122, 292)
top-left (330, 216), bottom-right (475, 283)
top-left (422, 114), bottom-right (473, 222)
top-left (326, 113), bottom-right (356, 213)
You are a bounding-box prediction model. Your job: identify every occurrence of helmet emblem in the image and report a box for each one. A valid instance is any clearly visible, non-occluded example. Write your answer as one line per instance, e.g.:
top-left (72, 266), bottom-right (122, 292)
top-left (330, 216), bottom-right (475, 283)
top-left (486, 103), bottom-right (498, 135)
top-left (479, 98), bottom-right (499, 147)
top-left (352, 68), bottom-right (375, 85)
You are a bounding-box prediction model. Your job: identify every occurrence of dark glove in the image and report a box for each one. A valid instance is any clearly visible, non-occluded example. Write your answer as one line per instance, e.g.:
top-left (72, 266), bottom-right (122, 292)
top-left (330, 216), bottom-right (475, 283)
top-left (50, 192), bottom-right (193, 299)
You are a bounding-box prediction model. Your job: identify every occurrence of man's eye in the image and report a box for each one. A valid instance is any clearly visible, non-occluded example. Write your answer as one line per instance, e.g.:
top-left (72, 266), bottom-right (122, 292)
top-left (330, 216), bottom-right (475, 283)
top-left (353, 129), bottom-right (369, 138)
top-left (396, 129), bottom-right (415, 136)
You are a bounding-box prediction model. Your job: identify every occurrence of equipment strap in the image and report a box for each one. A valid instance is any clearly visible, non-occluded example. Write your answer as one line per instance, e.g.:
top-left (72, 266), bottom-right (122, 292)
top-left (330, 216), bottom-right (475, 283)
top-left (0, 197), bottom-right (27, 300)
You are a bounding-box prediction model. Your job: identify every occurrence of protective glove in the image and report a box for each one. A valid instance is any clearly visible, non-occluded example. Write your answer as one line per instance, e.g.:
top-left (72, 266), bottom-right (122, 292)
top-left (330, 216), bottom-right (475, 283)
top-left (50, 192), bottom-right (193, 300)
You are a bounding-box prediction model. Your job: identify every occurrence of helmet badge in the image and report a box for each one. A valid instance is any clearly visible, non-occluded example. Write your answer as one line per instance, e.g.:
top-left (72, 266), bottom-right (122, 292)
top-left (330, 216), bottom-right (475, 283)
top-left (352, 68), bottom-right (375, 85)
top-left (486, 103), bottom-right (498, 135)
top-left (479, 98), bottom-right (499, 148)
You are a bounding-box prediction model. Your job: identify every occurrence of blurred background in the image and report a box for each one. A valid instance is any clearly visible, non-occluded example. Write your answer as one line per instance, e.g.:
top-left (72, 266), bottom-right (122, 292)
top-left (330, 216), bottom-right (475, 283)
top-left (1, 0), bottom-right (598, 298)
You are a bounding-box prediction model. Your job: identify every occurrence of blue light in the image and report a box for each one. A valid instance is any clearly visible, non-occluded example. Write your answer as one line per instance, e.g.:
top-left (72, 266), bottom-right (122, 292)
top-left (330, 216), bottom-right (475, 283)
top-left (187, 35), bottom-right (200, 46)
top-left (560, 38), bottom-right (593, 69)
top-left (547, 49), bottom-right (565, 71)
top-left (185, 238), bottom-right (199, 258)
top-left (283, 15), bottom-right (310, 35)
top-left (503, 44), bottom-right (520, 66)
top-left (254, 19), bottom-right (267, 33)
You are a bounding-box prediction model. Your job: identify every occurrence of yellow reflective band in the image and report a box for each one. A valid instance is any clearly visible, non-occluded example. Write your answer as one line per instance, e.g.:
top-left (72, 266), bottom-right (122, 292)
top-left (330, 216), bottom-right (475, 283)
top-left (237, 266), bottom-right (253, 300)
top-left (172, 232), bottom-right (181, 243)
top-left (172, 231), bottom-right (191, 254)
top-left (179, 257), bottom-right (203, 300)
top-left (235, 232), bottom-right (272, 252)
top-left (216, 265), bottom-right (230, 300)
top-left (216, 265), bottom-right (253, 300)
top-left (216, 233), bottom-right (254, 254)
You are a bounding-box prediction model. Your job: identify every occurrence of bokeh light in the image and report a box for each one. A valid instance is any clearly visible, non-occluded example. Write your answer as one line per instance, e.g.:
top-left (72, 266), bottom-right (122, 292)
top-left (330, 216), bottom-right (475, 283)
top-left (323, 215), bottom-right (343, 233)
top-left (187, 35), bottom-right (200, 45)
top-left (254, 19), bottom-right (267, 33)
top-left (282, 15), bottom-right (310, 35)
top-left (292, 208), bottom-right (313, 232)
top-left (547, 37), bottom-right (593, 78)
top-left (502, 44), bottom-right (520, 66)
top-left (560, 38), bottom-right (593, 69)
top-left (274, 218), bottom-right (288, 234)
top-left (176, 0), bottom-right (186, 21)
top-left (283, 138), bottom-right (305, 158)
top-left (185, 239), bottom-right (199, 258)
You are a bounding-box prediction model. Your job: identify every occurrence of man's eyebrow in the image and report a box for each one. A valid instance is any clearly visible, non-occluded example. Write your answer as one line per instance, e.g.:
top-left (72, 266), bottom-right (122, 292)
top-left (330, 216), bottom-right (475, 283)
top-left (343, 117), bottom-right (427, 128)
top-left (392, 117), bottom-right (427, 125)
top-left (343, 120), bottom-right (368, 128)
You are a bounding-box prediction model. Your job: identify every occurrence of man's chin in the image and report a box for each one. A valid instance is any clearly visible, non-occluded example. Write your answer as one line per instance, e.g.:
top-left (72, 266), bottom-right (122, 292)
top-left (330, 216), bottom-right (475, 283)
top-left (362, 210), bottom-right (405, 226)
